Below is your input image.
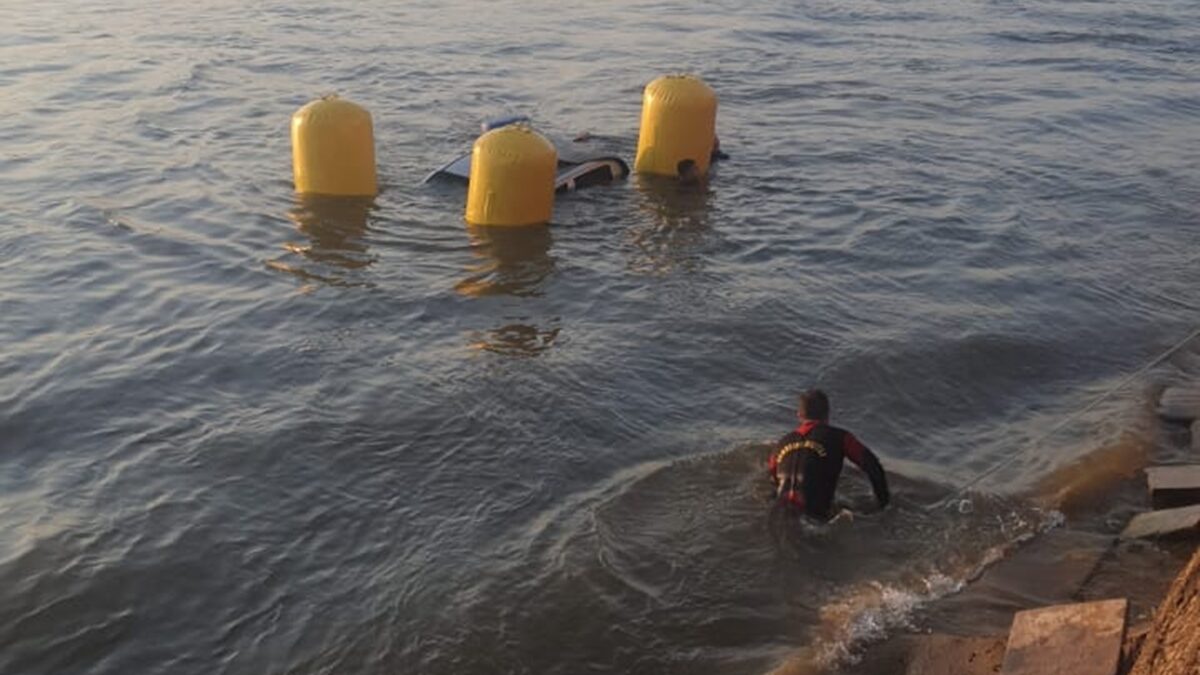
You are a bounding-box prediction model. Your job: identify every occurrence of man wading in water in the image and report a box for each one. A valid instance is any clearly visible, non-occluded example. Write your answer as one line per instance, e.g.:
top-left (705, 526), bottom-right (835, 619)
top-left (769, 389), bottom-right (890, 520)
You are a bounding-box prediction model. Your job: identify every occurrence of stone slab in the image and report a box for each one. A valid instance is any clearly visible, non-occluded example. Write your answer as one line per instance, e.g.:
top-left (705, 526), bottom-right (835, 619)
top-left (906, 634), bottom-right (1006, 675)
top-left (1000, 598), bottom-right (1127, 675)
top-left (1146, 465), bottom-right (1200, 509)
top-left (1119, 503), bottom-right (1200, 540)
top-left (1157, 386), bottom-right (1200, 423)
top-left (921, 528), bottom-right (1112, 634)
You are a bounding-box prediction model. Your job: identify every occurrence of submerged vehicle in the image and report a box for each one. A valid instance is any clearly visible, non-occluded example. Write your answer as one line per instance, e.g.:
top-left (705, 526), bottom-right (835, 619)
top-left (423, 115), bottom-right (629, 193)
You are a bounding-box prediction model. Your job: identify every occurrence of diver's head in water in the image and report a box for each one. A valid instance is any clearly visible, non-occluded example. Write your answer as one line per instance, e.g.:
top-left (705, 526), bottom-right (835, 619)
top-left (798, 388), bottom-right (830, 422)
top-left (711, 135), bottom-right (730, 161)
top-left (676, 159), bottom-right (701, 185)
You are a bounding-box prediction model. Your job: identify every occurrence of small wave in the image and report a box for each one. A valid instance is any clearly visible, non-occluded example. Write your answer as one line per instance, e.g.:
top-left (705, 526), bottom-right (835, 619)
top-left (771, 572), bottom-right (964, 675)
top-left (989, 30), bottom-right (1195, 55)
top-left (767, 504), bottom-right (1061, 675)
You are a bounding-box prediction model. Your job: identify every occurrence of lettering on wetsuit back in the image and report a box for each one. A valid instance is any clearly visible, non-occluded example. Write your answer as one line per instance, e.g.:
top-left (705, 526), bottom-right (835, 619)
top-left (775, 438), bottom-right (827, 467)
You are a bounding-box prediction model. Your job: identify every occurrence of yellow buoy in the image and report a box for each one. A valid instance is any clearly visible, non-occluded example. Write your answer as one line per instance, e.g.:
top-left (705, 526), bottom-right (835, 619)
top-left (291, 95), bottom-right (377, 197)
top-left (635, 75), bottom-right (718, 178)
top-left (465, 125), bottom-right (557, 227)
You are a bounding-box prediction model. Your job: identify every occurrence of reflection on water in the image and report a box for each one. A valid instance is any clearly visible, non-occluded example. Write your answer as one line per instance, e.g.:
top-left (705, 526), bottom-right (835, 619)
top-left (455, 223), bottom-right (555, 298)
top-left (286, 194), bottom-right (375, 268)
top-left (266, 195), bottom-right (376, 286)
top-left (457, 223), bottom-right (561, 356)
top-left (469, 321), bottom-right (562, 357)
top-left (626, 174), bottom-right (714, 276)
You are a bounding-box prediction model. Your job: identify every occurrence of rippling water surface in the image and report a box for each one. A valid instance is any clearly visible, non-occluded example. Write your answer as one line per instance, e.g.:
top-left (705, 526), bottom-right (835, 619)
top-left (2, 1), bottom-right (1199, 673)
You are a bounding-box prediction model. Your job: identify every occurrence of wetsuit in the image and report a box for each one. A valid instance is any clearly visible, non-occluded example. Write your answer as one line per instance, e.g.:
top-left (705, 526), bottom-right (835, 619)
top-left (768, 419), bottom-right (890, 520)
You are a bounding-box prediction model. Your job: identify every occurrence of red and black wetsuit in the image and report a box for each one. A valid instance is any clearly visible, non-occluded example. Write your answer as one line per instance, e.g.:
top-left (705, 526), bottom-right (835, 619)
top-left (768, 419), bottom-right (890, 520)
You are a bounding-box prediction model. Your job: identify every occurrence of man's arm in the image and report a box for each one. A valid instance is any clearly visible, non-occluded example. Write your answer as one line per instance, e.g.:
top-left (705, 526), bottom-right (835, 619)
top-left (844, 433), bottom-right (890, 508)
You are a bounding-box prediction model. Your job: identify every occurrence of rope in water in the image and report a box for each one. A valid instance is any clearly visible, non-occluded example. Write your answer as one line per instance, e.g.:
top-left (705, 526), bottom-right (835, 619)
top-left (940, 323), bottom-right (1200, 506)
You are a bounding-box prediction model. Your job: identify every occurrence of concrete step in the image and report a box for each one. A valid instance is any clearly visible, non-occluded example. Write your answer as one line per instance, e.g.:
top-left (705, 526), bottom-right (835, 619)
top-left (999, 598), bottom-right (1128, 675)
top-left (1120, 503), bottom-right (1200, 540)
top-left (904, 634), bottom-right (1006, 675)
top-left (919, 529), bottom-right (1111, 635)
top-left (1157, 386), bottom-right (1200, 423)
top-left (1145, 465), bottom-right (1200, 509)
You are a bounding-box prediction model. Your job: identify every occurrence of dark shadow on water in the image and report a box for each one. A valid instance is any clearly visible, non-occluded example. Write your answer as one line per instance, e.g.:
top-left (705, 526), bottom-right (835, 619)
top-left (433, 443), bottom-right (1056, 675)
top-left (455, 223), bottom-right (555, 298)
top-left (626, 173), bottom-right (715, 276)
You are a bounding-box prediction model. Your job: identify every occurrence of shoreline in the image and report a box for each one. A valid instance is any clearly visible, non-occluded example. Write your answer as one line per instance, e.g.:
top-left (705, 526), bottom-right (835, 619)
top-left (842, 381), bottom-right (1200, 674)
top-left (845, 540), bottom-right (1198, 674)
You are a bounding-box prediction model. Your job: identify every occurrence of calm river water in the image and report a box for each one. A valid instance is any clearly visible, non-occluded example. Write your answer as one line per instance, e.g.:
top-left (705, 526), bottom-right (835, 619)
top-left (2, 0), bottom-right (1199, 673)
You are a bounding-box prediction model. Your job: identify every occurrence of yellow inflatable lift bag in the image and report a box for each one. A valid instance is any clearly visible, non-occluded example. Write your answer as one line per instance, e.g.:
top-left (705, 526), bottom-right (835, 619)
top-left (634, 75), bottom-right (717, 177)
top-left (465, 125), bottom-right (557, 227)
top-left (291, 95), bottom-right (377, 197)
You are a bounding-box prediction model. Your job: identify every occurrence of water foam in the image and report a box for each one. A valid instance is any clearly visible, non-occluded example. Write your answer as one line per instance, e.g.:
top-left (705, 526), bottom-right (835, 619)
top-left (769, 505), bottom-right (1063, 675)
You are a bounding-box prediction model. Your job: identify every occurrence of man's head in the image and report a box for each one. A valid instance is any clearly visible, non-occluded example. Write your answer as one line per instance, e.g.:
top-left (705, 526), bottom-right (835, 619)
top-left (676, 159), bottom-right (700, 184)
top-left (798, 389), bottom-right (830, 421)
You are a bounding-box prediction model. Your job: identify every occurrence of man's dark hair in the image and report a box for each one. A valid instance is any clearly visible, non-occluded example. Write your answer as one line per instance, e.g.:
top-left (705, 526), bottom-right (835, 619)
top-left (799, 389), bottom-right (830, 421)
